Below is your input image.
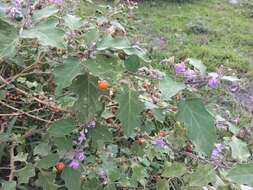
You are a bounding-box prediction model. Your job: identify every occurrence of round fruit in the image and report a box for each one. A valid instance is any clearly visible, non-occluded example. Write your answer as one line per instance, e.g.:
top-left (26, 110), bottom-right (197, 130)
top-left (185, 144), bottom-right (193, 153)
top-left (136, 138), bottom-right (145, 145)
top-left (159, 131), bottom-right (167, 137)
top-left (98, 80), bottom-right (109, 90)
top-left (55, 162), bottom-right (65, 171)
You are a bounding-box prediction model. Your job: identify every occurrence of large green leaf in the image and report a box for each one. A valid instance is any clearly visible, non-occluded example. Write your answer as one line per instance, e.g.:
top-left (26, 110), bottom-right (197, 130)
top-left (1, 181), bottom-right (16, 190)
top-left (36, 154), bottom-right (59, 169)
top-left (226, 163), bottom-right (253, 186)
top-left (89, 124), bottom-right (113, 149)
top-left (229, 136), bottom-right (250, 162)
top-left (61, 167), bottom-right (81, 190)
top-left (176, 99), bottom-right (217, 156)
top-left (124, 55), bottom-right (140, 72)
top-left (156, 179), bottom-right (169, 190)
top-left (37, 171), bottom-right (58, 190)
top-left (21, 18), bottom-right (65, 48)
top-left (16, 164), bottom-right (35, 184)
top-left (131, 163), bottom-right (148, 186)
top-left (116, 89), bottom-right (144, 137)
top-left (189, 164), bottom-right (216, 186)
top-left (32, 6), bottom-right (58, 23)
top-left (63, 14), bottom-right (82, 30)
top-left (162, 162), bottom-right (187, 178)
top-left (84, 54), bottom-right (124, 83)
top-left (160, 76), bottom-right (185, 101)
top-left (54, 57), bottom-right (83, 96)
top-left (48, 119), bottom-right (76, 137)
top-left (71, 74), bottom-right (105, 122)
top-left (97, 35), bottom-right (131, 50)
top-left (0, 19), bottom-right (18, 59)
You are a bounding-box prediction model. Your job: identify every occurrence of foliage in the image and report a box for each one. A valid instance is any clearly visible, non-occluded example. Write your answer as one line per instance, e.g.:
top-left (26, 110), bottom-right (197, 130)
top-left (0, 0), bottom-right (252, 190)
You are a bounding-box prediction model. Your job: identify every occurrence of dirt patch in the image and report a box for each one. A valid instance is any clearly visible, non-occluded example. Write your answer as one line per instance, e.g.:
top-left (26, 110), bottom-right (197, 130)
top-left (232, 84), bottom-right (253, 113)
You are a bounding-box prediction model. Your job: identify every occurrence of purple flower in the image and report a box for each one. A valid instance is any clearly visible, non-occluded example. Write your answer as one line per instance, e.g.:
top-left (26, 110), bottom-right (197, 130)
top-left (75, 151), bottom-right (86, 161)
top-left (175, 63), bottom-right (186, 74)
top-left (154, 138), bottom-right (166, 148)
top-left (69, 159), bottom-right (79, 169)
top-left (184, 69), bottom-right (196, 81)
top-left (50, 0), bottom-right (64, 5)
top-left (211, 144), bottom-right (222, 161)
top-left (208, 78), bottom-right (219, 88)
top-left (78, 130), bottom-right (86, 144)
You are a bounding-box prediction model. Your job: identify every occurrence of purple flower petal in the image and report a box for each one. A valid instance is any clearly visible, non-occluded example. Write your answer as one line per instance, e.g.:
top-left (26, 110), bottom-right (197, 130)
top-left (184, 69), bottom-right (196, 81)
top-left (69, 159), bottom-right (79, 169)
top-left (75, 151), bottom-right (86, 161)
top-left (175, 63), bottom-right (186, 74)
top-left (154, 138), bottom-right (166, 148)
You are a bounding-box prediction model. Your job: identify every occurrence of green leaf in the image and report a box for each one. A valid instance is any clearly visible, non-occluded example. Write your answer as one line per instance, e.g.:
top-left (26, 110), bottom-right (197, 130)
top-left (160, 76), bottom-right (185, 101)
top-left (81, 178), bottom-right (103, 190)
top-left (1, 181), bottom-right (16, 190)
top-left (187, 58), bottom-right (206, 75)
top-left (0, 19), bottom-right (18, 59)
top-left (34, 142), bottom-right (51, 156)
top-left (84, 29), bottom-right (99, 46)
top-left (71, 74), bottom-right (105, 122)
top-left (226, 163), bottom-right (253, 186)
top-left (162, 162), bottom-right (187, 178)
top-left (21, 18), bottom-right (65, 48)
top-left (53, 136), bottom-right (73, 156)
top-left (54, 57), bottom-right (83, 96)
top-left (16, 164), bottom-right (35, 184)
top-left (156, 179), bottom-right (169, 190)
top-left (124, 55), bottom-right (140, 72)
top-left (116, 89), bottom-right (144, 137)
top-left (48, 119), bottom-right (76, 137)
top-left (84, 54), bottom-right (124, 83)
top-left (89, 124), bottom-right (113, 149)
top-left (229, 136), bottom-right (250, 162)
top-left (36, 154), bottom-right (59, 169)
top-left (37, 171), bottom-right (58, 190)
top-left (64, 14), bottom-right (82, 30)
top-left (189, 164), bottom-right (216, 186)
top-left (176, 98), bottom-right (216, 156)
top-left (97, 35), bottom-right (131, 50)
top-left (131, 163), bottom-right (148, 186)
top-left (123, 47), bottom-right (150, 62)
top-left (32, 6), bottom-right (58, 23)
top-left (61, 167), bottom-right (81, 190)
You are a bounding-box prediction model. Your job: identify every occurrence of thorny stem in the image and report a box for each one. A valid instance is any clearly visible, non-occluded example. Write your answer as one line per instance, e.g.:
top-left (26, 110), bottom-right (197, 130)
top-left (9, 141), bottom-right (16, 181)
top-left (0, 100), bottom-right (52, 123)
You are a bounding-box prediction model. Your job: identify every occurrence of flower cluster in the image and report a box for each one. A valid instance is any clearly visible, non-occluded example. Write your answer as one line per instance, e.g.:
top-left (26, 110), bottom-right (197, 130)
top-left (68, 120), bottom-right (96, 169)
top-left (174, 61), bottom-right (223, 88)
top-left (211, 143), bottom-right (223, 161)
top-left (49, 0), bottom-right (64, 5)
top-left (6, 0), bottom-right (22, 19)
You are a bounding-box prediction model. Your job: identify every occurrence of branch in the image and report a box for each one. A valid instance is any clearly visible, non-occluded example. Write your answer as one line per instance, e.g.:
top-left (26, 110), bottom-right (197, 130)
top-left (0, 75), bottom-right (69, 113)
top-left (0, 101), bottom-right (52, 123)
top-left (8, 141), bottom-right (16, 181)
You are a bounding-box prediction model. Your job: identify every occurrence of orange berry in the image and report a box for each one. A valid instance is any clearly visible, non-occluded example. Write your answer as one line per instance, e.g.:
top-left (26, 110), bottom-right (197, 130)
top-left (159, 131), bottom-right (167, 137)
top-left (55, 162), bottom-right (65, 171)
top-left (98, 80), bottom-right (109, 90)
top-left (136, 138), bottom-right (145, 145)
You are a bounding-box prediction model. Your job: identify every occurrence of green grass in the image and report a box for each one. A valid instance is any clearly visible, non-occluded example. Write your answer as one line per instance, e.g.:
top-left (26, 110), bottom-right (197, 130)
top-left (131, 0), bottom-right (253, 76)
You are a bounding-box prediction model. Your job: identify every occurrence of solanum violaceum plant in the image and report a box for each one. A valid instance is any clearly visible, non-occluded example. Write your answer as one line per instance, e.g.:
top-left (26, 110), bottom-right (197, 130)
top-left (0, 0), bottom-right (252, 190)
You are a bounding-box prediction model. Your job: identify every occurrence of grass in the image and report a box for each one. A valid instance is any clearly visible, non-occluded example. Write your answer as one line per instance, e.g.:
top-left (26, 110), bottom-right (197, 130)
top-left (130, 0), bottom-right (253, 77)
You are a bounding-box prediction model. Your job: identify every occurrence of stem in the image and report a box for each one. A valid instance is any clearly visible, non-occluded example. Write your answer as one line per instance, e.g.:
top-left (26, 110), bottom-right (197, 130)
top-left (9, 141), bottom-right (16, 181)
